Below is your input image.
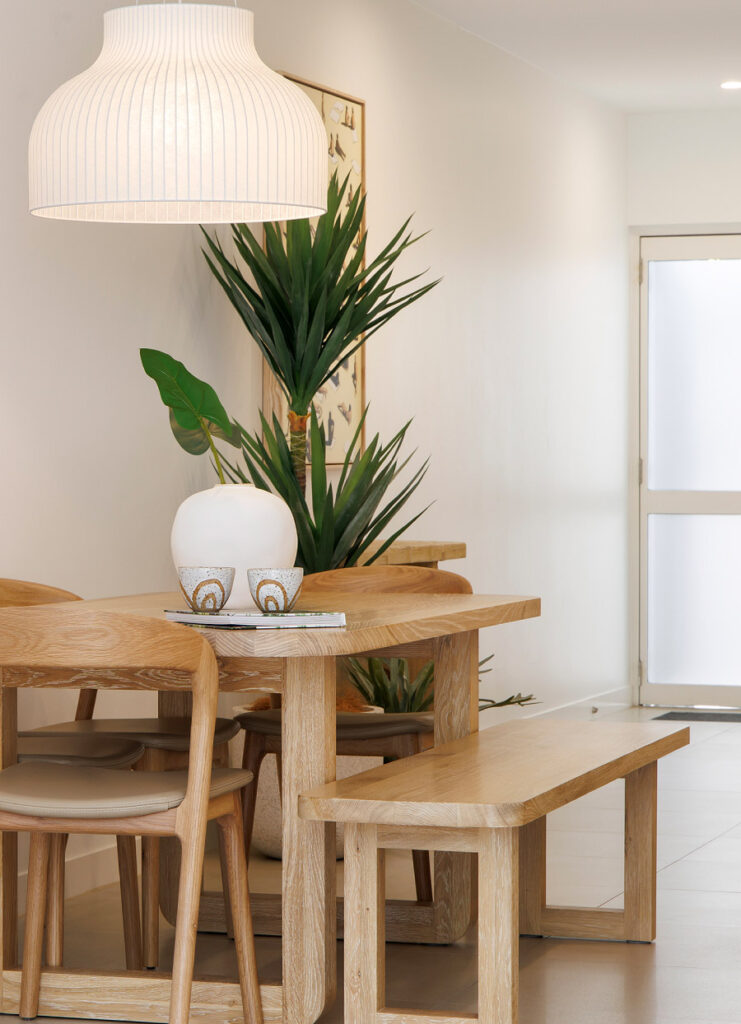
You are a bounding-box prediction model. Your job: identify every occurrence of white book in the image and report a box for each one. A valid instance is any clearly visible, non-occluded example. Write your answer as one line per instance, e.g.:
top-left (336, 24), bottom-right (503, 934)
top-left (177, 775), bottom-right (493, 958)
top-left (164, 608), bottom-right (346, 629)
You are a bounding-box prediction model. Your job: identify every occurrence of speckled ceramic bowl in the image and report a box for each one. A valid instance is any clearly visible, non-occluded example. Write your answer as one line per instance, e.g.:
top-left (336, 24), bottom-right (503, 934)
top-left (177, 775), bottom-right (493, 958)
top-left (177, 566), bottom-right (235, 613)
top-left (247, 567), bottom-right (304, 612)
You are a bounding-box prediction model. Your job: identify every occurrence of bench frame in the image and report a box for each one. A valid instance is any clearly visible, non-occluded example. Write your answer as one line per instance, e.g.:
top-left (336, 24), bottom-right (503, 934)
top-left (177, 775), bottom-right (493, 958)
top-left (343, 760), bottom-right (658, 1024)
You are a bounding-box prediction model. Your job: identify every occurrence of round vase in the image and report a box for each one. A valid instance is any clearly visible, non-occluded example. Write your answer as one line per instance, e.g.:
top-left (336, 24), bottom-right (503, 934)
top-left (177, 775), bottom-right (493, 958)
top-left (171, 484), bottom-right (298, 609)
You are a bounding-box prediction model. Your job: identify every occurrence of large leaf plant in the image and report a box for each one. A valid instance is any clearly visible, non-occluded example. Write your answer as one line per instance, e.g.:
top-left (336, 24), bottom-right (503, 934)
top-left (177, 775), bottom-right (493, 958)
top-left (141, 350), bottom-right (429, 573)
top-left (201, 172), bottom-right (439, 490)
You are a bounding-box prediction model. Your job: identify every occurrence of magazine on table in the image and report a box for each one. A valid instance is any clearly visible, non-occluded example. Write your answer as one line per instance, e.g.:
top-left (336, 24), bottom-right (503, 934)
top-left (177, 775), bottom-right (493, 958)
top-left (164, 608), bottom-right (346, 629)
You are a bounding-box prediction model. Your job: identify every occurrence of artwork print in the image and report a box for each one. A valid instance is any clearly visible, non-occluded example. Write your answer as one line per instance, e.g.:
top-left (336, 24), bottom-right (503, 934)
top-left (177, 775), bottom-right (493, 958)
top-left (261, 75), bottom-right (366, 464)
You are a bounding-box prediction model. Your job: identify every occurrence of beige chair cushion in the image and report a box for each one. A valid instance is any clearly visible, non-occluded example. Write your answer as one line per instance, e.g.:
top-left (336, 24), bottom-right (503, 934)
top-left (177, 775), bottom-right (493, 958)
top-left (0, 763), bottom-right (252, 819)
top-left (235, 708), bottom-right (434, 741)
top-left (17, 735), bottom-right (144, 768)
top-left (22, 716), bottom-right (240, 752)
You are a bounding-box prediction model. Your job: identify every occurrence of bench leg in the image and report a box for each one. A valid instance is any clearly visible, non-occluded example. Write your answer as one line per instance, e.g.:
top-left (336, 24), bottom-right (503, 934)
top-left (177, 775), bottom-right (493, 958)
top-left (518, 817), bottom-right (545, 936)
top-left (344, 823), bottom-right (385, 1024)
top-left (624, 760), bottom-right (657, 942)
top-left (479, 828), bottom-right (519, 1024)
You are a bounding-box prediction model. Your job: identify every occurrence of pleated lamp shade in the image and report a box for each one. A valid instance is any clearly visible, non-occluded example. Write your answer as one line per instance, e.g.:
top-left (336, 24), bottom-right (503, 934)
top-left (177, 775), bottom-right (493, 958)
top-left (28, 3), bottom-right (328, 224)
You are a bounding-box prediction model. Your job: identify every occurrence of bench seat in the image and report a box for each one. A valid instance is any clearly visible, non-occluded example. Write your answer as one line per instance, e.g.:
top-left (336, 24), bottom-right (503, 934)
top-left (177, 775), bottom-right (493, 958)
top-left (299, 718), bottom-right (690, 1024)
top-left (299, 718), bottom-right (689, 828)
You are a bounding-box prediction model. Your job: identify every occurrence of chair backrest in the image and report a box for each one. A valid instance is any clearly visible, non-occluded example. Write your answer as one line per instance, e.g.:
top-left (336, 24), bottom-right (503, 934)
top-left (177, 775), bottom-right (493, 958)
top-left (303, 564), bottom-right (473, 596)
top-left (0, 578), bottom-right (95, 720)
top-left (0, 578), bottom-right (81, 608)
top-left (0, 606), bottom-right (219, 824)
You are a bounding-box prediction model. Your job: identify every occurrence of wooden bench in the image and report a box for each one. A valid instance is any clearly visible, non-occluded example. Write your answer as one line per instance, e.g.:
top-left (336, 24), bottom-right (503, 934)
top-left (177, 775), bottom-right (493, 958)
top-left (299, 718), bottom-right (689, 1024)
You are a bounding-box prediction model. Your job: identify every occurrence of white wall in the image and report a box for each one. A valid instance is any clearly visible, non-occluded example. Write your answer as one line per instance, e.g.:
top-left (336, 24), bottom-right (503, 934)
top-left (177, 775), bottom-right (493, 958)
top-left (249, 0), bottom-right (630, 712)
top-left (628, 110), bottom-right (741, 226)
top-left (1, 0), bottom-right (628, 885)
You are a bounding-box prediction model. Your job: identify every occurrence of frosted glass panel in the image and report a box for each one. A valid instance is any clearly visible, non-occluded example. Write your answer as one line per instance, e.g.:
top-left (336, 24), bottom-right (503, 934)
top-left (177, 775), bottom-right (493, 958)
top-left (648, 259), bottom-right (741, 491)
top-left (648, 514), bottom-right (741, 686)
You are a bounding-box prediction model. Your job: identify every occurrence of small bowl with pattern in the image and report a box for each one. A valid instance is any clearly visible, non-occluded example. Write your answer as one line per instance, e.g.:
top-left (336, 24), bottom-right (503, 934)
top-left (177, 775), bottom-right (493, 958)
top-left (177, 566), bottom-right (235, 613)
top-left (247, 567), bottom-right (304, 612)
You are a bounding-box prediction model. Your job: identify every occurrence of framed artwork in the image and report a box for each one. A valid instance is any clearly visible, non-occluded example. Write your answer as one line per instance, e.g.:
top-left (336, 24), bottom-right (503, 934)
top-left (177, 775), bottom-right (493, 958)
top-left (261, 75), bottom-right (366, 465)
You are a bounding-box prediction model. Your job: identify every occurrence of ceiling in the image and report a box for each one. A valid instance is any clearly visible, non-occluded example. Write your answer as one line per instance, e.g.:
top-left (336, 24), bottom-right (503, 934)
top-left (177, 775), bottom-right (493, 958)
top-left (410, 0), bottom-right (741, 111)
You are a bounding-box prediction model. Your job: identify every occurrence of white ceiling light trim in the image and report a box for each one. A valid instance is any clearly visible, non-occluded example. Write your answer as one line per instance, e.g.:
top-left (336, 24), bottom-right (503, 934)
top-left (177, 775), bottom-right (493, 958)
top-left (29, 2), bottom-right (327, 224)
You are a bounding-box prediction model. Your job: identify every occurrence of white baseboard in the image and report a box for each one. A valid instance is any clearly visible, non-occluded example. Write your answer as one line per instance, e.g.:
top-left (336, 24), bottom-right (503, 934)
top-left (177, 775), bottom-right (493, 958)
top-left (529, 684), bottom-right (635, 721)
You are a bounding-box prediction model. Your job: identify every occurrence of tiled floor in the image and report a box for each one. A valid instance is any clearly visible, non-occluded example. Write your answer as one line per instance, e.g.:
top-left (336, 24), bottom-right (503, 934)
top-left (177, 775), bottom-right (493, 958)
top-left (8, 706), bottom-right (741, 1023)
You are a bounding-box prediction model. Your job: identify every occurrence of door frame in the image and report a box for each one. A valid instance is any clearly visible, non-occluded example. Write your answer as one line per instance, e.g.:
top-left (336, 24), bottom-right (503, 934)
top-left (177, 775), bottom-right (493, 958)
top-left (632, 228), bottom-right (741, 708)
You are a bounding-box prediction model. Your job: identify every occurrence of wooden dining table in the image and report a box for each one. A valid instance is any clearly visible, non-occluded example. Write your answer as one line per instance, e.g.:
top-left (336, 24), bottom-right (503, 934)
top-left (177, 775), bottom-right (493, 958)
top-left (0, 587), bottom-right (540, 1024)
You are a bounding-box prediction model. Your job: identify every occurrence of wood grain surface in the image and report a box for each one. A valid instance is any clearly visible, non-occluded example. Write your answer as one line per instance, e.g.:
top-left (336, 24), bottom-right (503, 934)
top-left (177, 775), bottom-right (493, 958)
top-left (299, 720), bottom-right (689, 828)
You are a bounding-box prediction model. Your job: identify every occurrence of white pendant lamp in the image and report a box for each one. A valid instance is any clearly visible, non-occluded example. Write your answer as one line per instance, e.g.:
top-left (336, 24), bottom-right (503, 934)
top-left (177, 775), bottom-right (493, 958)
top-left (29, 2), bottom-right (327, 224)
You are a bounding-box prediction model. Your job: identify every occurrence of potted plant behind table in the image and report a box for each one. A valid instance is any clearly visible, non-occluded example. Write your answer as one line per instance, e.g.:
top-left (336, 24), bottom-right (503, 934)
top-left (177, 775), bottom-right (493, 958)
top-left (142, 173), bottom-right (536, 854)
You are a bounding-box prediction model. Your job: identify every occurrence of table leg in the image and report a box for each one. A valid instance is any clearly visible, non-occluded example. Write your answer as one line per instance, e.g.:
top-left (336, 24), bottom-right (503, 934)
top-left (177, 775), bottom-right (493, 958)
top-left (282, 656), bottom-right (336, 1024)
top-left (0, 684), bottom-right (18, 995)
top-left (431, 631), bottom-right (478, 943)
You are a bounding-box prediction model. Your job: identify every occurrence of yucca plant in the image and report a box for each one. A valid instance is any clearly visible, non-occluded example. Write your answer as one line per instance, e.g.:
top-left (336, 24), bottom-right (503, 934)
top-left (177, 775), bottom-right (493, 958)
top-left (346, 654), bottom-right (537, 714)
top-left (223, 405), bottom-right (429, 573)
top-left (201, 173), bottom-right (439, 490)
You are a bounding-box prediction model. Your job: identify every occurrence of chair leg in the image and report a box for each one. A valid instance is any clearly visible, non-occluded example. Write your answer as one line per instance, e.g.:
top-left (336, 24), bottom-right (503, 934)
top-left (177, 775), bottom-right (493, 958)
top-left (44, 834), bottom-right (68, 967)
top-left (169, 827), bottom-right (208, 1024)
top-left (20, 832), bottom-right (51, 1021)
top-left (396, 735), bottom-right (433, 903)
top-left (116, 836), bottom-right (144, 971)
top-left (217, 793), bottom-right (264, 1024)
top-left (141, 836), bottom-right (160, 968)
top-left (240, 732), bottom-right (268, 858)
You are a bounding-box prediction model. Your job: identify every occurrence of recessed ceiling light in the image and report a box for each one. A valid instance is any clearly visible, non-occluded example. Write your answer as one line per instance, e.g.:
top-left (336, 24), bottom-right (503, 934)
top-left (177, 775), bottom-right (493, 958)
top-left (721, 80), bottom-right (741, 89)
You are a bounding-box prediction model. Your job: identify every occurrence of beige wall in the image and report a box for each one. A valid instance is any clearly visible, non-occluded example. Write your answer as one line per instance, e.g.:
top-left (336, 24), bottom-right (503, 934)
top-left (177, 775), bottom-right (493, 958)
top-left (2, 0), bottom-right (628, 886)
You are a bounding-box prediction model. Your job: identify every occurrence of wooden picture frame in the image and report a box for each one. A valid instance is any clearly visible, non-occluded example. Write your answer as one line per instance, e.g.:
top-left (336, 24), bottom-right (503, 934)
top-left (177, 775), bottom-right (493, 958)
top-left (261, 75), bottom-right (366, 464)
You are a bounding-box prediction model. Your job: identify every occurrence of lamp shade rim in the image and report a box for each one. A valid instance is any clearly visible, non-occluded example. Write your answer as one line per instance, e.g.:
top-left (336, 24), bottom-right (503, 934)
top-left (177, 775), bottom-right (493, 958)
top-left (29, 199), bottom-right (327, 225)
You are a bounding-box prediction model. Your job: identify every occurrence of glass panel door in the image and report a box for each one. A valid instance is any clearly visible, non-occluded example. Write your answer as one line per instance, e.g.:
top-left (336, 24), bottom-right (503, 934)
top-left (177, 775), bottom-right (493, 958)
top-left (640, 235), bottom-right (741, 707)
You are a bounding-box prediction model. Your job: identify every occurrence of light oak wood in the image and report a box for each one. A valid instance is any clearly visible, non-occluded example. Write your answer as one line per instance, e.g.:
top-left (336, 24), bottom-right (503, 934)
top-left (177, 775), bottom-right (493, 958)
top-left (360, 540), bottom-right (466, 568)
top-left (302, 565), bottom-right (472, 597)
top-left (45, 835), bottom-right (67, 967)
top-left (478, 827), bottom-right (518, 1024)
top-left (141, 836), bottom-right (160, 969)
top-left (429, 632), bottom-right (478, 944)
top-left (539, 907), bottom-right (626, 941)
top-left (0, 606), bottom-right (261, 1024)
top-left (14, 586), bottom-right (540, 1023)
top-left (316, 722), bottom-right (686, 1024)
top-left (624, 761), bottom-right (658, 941)
top-left (377, 1014), bottom-right (476, 1024)
top-left (281, 656), bottom-right (337, 1024)
top-left (343, 823), bottom-right (384, 1023)
top-left (299, 720), bottom-right (689, 828)
top-left (0, 580), bottom-right (79, 608)
top-left (116, 837), bottom-right (144, 972)
top-left (518, 817), bottom-right (546, 936)
top-left (74, 590), bottom-right (540, 659)
top-left (216, 796), bottom-right (262, 1023)
top-left (19, 832), bottom-right (50, 1020)
top-left (1, 970), bottom-right (283, 1023)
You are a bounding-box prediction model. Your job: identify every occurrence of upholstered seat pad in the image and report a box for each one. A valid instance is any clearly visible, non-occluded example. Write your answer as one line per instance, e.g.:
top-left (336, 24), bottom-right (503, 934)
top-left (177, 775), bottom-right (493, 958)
top-left (17, 735), bottom-right (144, 768)
top-left (236, 709), bottom-right (434, 741)
top-left (0, 763), bottom-right (252, 819)
top-left (22, 716), bottom-right (240, 751)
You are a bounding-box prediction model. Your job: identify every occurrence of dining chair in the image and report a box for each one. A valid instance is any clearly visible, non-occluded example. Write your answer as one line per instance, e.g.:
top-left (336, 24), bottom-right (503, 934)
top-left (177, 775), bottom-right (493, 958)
top-left (6, 578), bottom-right (238, 968)
top-left (0, 604), bottom-right (263, 1024)
top-left (236, 564), bottom-right (473, 902)
top-left (0, 579), bottom-right (147, 968)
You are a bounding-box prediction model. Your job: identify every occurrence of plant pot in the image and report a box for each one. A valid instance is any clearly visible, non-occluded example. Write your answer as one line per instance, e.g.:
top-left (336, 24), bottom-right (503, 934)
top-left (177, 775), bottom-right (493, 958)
top-left (171, 483), bottom-right (297, 609)
top-left (251, 752), bottom-right (383, 860)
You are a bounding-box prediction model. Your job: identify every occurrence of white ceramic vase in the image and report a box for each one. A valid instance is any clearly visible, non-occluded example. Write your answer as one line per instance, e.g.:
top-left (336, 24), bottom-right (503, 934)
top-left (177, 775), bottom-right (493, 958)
top-left (171, 484), bottom-right (298, 609)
